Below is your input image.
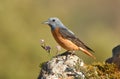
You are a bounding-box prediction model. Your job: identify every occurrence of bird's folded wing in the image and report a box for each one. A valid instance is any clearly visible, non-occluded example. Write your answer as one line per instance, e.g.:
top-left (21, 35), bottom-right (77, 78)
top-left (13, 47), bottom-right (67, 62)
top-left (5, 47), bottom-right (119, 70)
top-left (59, 28), bottom-right (94, 52)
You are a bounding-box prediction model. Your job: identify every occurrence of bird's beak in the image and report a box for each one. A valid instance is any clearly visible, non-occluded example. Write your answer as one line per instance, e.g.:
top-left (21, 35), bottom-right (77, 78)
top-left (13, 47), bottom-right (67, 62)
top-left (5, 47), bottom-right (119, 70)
top-left (42, 21), bottom-right (49, 24)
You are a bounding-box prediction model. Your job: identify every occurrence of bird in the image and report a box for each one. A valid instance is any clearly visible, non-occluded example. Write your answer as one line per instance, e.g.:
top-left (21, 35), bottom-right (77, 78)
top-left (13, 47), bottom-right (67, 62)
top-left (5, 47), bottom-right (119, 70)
top-left (43, 17), bottom-right (95, 59)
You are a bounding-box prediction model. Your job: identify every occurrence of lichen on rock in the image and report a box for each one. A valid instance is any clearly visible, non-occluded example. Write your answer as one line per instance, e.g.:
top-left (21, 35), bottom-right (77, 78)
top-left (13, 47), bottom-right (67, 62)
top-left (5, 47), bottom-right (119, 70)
top-left (38, 51), bottom-right (85, 79)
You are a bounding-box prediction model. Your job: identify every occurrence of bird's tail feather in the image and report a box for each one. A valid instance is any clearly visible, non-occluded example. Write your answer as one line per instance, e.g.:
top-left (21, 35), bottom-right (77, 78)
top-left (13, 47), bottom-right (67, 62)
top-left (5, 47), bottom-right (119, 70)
top-left (84, 45), bottom-right (95, 53)
top-left (79, 47), bottom-right (96, 59)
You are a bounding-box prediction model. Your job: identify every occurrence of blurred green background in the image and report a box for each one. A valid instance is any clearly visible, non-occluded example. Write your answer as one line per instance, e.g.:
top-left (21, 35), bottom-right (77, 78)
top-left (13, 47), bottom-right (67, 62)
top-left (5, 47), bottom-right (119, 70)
top-left (0, 0), bottom-right (120, 79)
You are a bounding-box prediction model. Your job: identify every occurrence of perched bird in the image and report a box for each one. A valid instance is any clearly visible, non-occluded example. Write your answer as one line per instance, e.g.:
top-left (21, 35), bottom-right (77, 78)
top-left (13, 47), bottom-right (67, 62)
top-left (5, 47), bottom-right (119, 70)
top-left (43, 17), bottom-right (95, 59)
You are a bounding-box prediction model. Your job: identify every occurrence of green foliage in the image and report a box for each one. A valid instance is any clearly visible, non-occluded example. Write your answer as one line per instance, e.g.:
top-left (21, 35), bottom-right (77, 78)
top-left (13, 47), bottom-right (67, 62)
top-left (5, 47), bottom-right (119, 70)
top-left (72, 62), bottom-right (120, 79)
top-left (92, 62), bottom-right (120, 79)
top-left (75, 62), bottom-right (120, 79)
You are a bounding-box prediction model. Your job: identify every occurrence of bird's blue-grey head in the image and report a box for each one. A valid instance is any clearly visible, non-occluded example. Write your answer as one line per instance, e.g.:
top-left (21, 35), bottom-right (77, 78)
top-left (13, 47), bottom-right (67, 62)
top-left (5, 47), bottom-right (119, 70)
top-left (43, 17), bottom-right (65, 30)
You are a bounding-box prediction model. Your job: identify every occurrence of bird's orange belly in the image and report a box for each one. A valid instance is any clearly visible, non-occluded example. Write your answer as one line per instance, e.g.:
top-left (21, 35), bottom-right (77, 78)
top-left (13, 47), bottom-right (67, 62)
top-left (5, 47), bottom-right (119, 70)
top-left (52, 28), bottom-right (79, 51)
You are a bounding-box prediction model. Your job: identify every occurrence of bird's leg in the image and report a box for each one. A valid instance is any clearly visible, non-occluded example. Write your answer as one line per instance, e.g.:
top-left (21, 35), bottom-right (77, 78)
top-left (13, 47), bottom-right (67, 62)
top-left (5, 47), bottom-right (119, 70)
top-left (71, 50), bottom-right (75, 55)
top-left (68, 50), bottom-right (75, 55)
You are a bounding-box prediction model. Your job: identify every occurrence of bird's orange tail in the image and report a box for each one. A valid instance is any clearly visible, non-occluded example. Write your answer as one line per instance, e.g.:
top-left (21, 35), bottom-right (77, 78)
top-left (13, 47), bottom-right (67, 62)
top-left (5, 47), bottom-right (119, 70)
top-left (79, 47), bottom-right (96, 59)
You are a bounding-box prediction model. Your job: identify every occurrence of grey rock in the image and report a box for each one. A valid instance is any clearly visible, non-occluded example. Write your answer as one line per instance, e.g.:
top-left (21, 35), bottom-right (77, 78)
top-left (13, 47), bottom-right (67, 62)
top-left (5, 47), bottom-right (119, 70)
top-left (106, 45), bottom-right (120, 70)
top-left (38, 51), bottom-right (85, 79)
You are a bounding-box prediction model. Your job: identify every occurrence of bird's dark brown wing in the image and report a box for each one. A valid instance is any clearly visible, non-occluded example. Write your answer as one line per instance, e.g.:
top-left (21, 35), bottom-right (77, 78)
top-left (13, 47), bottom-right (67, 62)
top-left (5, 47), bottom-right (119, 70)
top-left (59, 28), bottom-right (94, 52)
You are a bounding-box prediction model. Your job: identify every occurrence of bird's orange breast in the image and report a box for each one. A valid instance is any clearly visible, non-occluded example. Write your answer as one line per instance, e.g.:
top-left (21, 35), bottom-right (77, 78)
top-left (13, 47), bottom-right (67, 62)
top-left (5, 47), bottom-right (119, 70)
top-left (52, 27), bottom-right (79, 51)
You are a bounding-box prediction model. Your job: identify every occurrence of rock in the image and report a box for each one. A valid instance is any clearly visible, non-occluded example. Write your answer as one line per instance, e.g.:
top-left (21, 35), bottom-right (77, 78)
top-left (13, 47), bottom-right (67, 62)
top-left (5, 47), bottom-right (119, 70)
top-left (106, 45), bottom-right (120, 70)
top-left (38, 50), bottom-right (120, 79)
top-left (38, 51), bottom-right (85, 79)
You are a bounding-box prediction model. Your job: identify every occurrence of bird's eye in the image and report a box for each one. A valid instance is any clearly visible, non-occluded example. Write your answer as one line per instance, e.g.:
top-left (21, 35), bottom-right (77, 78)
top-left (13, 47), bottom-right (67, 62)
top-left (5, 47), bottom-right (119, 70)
top-left (52, 19), bottom-right (55, 22)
